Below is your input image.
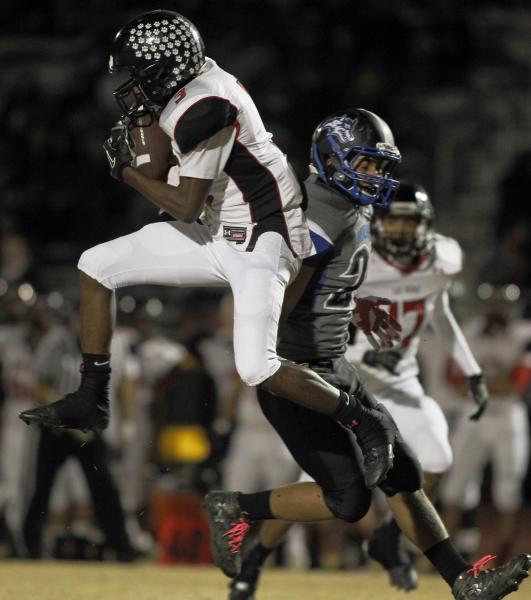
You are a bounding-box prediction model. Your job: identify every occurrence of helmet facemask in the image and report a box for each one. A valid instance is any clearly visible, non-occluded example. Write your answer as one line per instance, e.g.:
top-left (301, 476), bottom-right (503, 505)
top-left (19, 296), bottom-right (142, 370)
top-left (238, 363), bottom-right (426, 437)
top-left (373, 214), bottom-right (432, 264)
top-left (110, 58), bottom-right (179, 124)
top-left (311, 112), bottom-right (401, 208)
top-left (372, 186), bottom-right (435, 265)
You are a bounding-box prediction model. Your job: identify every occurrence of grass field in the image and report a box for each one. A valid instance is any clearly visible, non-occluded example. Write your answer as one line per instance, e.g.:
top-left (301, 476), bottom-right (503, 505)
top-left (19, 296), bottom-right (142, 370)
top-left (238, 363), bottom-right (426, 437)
top-left (0, 561), bottom-right (462, 600)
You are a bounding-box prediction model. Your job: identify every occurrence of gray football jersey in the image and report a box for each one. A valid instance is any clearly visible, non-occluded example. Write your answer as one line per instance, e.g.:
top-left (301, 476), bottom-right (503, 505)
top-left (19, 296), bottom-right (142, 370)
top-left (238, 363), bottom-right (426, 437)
top-left (279, 175), bottom-right (371, 362)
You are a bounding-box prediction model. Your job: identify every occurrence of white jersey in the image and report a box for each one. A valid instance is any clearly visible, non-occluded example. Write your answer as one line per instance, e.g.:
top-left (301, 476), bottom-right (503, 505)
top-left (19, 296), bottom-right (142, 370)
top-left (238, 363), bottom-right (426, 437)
top-left (0, 324), bottom-right (38, 404)
top-left (346, 234), bottom-right (480, 390)
top-left (136, 335), bottom-right (187, 390)
top-left (458, 317), bottom-right (531, 404)
top-left (440, 317), bottom-right (531, 512)
top-left (159, 57), bottom-right (311, 257)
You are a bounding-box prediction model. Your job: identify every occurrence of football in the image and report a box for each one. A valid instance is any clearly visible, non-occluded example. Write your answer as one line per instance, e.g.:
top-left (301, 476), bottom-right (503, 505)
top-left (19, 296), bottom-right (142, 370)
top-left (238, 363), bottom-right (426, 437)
top-left (128, 114), bottom-right (173, 180)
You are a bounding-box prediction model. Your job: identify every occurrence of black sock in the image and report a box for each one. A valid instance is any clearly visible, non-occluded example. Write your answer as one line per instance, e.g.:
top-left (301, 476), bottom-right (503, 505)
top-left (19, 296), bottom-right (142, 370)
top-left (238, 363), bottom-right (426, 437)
top-left (237, 491), bottom-right (273, 521)
top-left (424, 538), bottom-right (469, 587)
top-left (388, 518), bottom-right (402, 538)
top-left (375, 517), bottom-right (401, 541)
top-left (239, 542), bottom-right (273, 582)
top-left (81, 353), bottom-right (111, 374)
top-left (80, 354), bottom-right (111, 401)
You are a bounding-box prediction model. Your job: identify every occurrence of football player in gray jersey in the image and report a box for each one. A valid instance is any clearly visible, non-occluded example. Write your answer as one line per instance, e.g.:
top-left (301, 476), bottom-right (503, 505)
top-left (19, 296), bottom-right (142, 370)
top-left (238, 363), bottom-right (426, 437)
top-left (208, 110), bottom-right (531, 600)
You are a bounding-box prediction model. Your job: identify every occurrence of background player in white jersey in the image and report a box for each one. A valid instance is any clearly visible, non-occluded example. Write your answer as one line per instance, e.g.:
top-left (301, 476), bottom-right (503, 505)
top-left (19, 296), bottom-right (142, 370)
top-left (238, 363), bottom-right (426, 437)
top-left (440, 299), bottom-right (531, 566)
top-left (22, 307), bottom-right (138, 561)
top-left (21, 10), bottom-right (402, 497)
top-left (198, 293), bottom-right (300, 495)
top-left (345, 181), bottom-right (489, 588)
top-left (120, 313), bottom-right (187, 551)
top-left (209, 110), bottom-right (530, 600)
top-left (0, 293), bottom-right (46, 555)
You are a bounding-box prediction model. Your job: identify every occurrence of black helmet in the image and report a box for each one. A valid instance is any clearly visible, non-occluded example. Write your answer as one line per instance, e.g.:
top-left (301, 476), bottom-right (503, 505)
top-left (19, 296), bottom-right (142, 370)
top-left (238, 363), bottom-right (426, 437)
top-left (372, 180), bottom-right (435, 262)
top-left (311, 108), bottom-right (401, 207)
top-left (109, 10), bottom-right (205, 121)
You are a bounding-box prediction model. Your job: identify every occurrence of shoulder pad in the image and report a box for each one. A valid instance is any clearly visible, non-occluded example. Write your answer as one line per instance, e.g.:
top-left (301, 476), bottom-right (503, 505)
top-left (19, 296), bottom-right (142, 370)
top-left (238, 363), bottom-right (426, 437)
top-left (173, 96), bottom-right (237, 153)
top-left (432, 233), bottom-right (463, 276)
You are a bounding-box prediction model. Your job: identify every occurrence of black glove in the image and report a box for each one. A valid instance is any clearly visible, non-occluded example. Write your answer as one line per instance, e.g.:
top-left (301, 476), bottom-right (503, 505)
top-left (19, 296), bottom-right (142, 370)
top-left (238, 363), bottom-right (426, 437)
top-left (362, 349), bottom-right (402, 375)
top-left (468, 373), bottom-right (489, 421)
top-left (102, 122), bottom-right (134, 181)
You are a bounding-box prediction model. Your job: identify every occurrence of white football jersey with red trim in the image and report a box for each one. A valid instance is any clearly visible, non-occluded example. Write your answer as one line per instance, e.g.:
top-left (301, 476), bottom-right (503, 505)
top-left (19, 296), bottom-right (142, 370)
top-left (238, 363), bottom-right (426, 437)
top-left (346, 234), bottom-right (463, 388)
top-left (159, 58), bottom-right (311, 257)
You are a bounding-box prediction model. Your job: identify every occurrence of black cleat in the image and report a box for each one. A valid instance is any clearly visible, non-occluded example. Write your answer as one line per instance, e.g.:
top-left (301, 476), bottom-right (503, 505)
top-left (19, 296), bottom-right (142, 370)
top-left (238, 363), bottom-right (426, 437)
top-left (19, 390), bottom-right (109, 433)
top-left (352, 404), bottom-right (397, 489)
top-left (229, 579), bottom-right (256, 600)
top-left (452, 553), bottom-right (531, 600)
top-left (387, 564), bottom-right (418, 592)
top-left (368, 520), bottom-right (418, 591)
top-left (204, 491), bottom-right (251, 579)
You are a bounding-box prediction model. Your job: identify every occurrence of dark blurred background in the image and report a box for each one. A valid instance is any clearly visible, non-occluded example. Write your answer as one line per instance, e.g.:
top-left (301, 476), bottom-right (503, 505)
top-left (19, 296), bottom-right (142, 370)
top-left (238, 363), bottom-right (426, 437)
top-left (1, 0), bottom-right (530, 299)
top-left (0, 0), bottom-right (530, 570)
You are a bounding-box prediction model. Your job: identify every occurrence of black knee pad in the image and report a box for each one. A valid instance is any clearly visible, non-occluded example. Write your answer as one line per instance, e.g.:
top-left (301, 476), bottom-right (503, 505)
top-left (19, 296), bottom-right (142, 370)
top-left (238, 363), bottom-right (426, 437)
top-left (324, 482), bottom-right (372, 523)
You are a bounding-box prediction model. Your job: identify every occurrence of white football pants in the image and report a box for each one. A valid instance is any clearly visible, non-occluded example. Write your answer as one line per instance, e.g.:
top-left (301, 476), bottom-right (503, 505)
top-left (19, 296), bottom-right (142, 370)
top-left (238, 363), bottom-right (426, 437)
top-left (372, 377), bottom-right (453, 474)
top-left (78, 221), bottom-right (301, 386)
top-left (440, 399), bottom-right (529, 513)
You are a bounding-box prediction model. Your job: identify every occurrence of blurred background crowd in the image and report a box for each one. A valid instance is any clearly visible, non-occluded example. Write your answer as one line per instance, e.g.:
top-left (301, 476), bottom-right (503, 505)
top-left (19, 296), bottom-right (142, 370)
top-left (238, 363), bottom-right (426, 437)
top-left (1, 0), bottom-right (530, 573)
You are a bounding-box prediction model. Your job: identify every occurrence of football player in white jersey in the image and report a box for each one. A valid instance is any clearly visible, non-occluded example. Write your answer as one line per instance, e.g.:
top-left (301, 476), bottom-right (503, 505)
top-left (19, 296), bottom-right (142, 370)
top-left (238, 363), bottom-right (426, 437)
top-left (20, 11), bottom-right (403, 496)
top-left (440, 300), bottom-right (531, 566)
top-left (345, 181), bottom-right (489, 588)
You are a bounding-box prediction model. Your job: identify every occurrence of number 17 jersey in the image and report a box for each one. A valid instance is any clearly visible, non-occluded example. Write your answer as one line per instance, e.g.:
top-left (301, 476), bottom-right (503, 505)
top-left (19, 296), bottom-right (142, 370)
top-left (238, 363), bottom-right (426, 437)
top-left (346, 234), bottom-right (463, 388)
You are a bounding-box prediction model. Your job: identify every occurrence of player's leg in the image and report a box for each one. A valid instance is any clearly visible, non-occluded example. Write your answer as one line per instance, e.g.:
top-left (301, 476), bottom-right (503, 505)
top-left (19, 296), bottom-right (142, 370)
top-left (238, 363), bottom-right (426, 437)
top-left (229, 522), bottom-right (293, 600)
top-left (375, 419), bottom-right (531, 599)
top-left (22, 430), bottom-right (69, 557)
top-left (367, 384), bottom-right (453, 588)
top-left (206, 381), bottom-right (372, 580)
top-left (225, 233), bottom-right (397, 489)
top-left (490, 401), bottom-right (530, 564)
top-left (225, 393), bottom-right (531, 600)
top-left (76, 434), bottom-right (137, 560)
top-left (19, 221), bottom-right (227, 431)
top-left (439, 412), bottom-right (489, 537)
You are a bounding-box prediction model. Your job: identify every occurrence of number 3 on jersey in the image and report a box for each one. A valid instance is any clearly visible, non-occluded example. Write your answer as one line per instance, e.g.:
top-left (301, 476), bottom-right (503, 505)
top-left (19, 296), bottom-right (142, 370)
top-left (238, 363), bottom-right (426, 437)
top-left (389, 298), bottom-right (426, 348)
top-left (324, 245), bottom-right (370, 310)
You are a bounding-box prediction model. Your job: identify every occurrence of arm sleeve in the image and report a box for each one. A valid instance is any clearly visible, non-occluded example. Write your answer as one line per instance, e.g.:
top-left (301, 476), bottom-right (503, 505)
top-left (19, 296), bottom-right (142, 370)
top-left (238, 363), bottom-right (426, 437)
top-left (430, 288), bottom-right (482, 377)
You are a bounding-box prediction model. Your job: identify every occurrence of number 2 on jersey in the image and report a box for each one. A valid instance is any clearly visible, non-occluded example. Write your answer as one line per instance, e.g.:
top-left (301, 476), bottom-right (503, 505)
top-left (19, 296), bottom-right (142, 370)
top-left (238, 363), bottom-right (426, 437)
top-left (324, 245), bottom-right (370, 310)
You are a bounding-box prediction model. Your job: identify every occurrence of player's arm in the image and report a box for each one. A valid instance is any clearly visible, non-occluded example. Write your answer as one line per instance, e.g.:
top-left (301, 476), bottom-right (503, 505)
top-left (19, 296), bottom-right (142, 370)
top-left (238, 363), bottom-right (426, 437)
top-left (431, 288), bottom-right (488, 419)
top-left (122, 170), bottom-right (212, 223)
top-left (104, 95), bottom-right (237, 222)
top-left (103, 122), bottom-right (212, 222)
